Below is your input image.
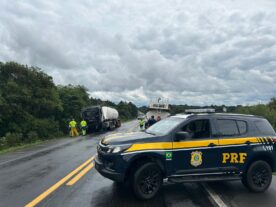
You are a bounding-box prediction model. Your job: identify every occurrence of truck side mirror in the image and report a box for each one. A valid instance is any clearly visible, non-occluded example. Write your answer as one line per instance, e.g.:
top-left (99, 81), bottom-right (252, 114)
top-left (175, 131), bottom-right (190, 141)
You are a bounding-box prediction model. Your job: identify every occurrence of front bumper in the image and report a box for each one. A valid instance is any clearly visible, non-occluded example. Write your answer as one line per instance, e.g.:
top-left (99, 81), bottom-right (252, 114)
top-left (94, 154), bottom-right (124, 182)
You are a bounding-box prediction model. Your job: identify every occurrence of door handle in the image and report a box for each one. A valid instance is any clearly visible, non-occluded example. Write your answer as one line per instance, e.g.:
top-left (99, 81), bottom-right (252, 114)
top-left (208, 143), bottom-right (216, 147)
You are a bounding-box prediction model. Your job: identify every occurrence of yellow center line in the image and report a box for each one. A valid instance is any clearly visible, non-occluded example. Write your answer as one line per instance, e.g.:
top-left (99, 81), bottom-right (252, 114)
top-left (25, 155), bottom-right (95, 207)
top-left (66, 163), bottom-right (94, 186)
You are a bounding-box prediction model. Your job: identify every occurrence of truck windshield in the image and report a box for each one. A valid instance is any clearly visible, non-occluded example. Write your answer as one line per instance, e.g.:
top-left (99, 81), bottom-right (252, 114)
top-left (146, 117), bottom-right (184, 135)
top-left (83, 108), bottom-right (99, 119)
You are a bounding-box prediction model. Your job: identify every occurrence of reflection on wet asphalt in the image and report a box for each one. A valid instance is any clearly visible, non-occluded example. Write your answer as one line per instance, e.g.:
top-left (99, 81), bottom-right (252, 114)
top-left (57, 178), bottom-right (213, 207)
top-left (91, 180), bottom-right (209, 207)
top-left (208, 178), bottom-right (276, 207)
top-left (46, 164), bottom-right (213, 207)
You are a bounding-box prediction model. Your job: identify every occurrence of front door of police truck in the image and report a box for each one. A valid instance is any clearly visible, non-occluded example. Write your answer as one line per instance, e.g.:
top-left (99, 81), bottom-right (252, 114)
top-left (172, 118), bottom-right (220, 175)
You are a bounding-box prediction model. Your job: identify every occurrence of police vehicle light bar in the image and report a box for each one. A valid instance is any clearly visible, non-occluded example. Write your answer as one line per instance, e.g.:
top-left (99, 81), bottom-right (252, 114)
top-left (185, 108), bottom-right (215, 113)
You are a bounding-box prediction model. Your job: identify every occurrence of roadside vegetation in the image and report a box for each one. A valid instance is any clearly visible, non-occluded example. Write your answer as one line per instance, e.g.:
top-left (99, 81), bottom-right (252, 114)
top-left (0, 62), bottom-right (138, 150)
top-left (234, 101), bottom-right (276, 129)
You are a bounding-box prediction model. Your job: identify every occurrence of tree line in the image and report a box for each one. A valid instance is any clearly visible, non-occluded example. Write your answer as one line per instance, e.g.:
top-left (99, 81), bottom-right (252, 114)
top-left (0, 62), bottom-right (138, 149)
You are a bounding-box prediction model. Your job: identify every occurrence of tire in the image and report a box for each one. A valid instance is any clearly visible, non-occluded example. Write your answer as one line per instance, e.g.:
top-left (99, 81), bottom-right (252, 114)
top-left (131, 162), bottom-right (163, 200)
top-left (244, 160), bottom-right (272, 193)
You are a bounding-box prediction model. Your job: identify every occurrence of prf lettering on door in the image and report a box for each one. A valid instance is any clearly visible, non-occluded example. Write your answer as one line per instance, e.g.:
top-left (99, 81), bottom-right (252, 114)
top-left (222, 153), bottom-right (247, 164)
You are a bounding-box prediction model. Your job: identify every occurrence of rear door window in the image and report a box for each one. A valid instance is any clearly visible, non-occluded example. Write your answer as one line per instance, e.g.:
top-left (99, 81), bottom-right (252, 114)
top-left (237, 120), bottom-right (247, 134)
top-left (216, 119), bottom-right (239, 136)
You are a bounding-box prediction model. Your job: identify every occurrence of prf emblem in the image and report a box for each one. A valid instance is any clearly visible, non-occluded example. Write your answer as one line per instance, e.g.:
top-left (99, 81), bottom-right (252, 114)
top-left (191, 151), bottom-right (202, 167)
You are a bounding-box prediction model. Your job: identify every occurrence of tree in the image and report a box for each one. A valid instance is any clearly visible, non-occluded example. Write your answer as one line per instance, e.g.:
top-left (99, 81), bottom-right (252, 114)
top-left (234, 104), bottom-right (276, 129)
top-left (268, 98), bottom-right (276, 111)
top-left (116, 101), bottom-right (138, 121)
top-left (0, 62), bottom-right (63, 145)
top-left (57, 85), bottom-right (90, 133)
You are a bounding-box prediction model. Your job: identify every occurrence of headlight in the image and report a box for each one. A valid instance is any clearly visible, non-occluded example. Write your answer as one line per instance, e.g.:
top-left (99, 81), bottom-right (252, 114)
top-left (107, 144), bottom-right (131, 153)
top-left (112, 146), bottom-right (122, 153)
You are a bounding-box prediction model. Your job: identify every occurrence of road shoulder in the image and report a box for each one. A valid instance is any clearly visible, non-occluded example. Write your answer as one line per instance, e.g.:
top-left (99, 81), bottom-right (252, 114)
top-left (0, 136), bottom-right (86, 167)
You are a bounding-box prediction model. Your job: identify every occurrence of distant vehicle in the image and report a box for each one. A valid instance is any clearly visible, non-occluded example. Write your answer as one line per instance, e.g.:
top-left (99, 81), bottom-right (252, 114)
top-left (95, 113), bottom-right (276, 200)
top-left (137, 111), bottom-right (146, 120)
top-left (146, 98), bottom-right (170, 121)
top-left (137, 114), bottom-right (145, 120)
top-left (81, 106), bottom-right (121, 132)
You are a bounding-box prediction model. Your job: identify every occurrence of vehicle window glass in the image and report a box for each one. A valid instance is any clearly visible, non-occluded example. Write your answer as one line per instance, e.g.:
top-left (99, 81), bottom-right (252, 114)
top-left (181, 119), bottom-right (211, 139)
top-left (254, 119), bottom-right (276, 135)
top-left (217, 119), bottom-right (239, 136)
top-left (237, 120), bottom-right (247, 134)
top-left (83, 108), bottom-right (99, 117)
top-left (146, 117), bottom-right (184, 135)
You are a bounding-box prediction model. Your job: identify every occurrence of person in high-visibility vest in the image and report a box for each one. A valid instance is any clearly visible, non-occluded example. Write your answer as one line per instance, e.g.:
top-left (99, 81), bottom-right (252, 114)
top-left (80, 119), bottom-right (88, 136)
top-left (69, 118), bottom-right (79, 137)
top-left (139, 119), bottom-right (145, 130)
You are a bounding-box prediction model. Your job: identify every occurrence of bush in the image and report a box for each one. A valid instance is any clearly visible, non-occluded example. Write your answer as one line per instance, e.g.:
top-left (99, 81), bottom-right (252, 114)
top-left (30, 118), bottom-right (61, 140)
top-left (0, 137), bottom-right (7, 150)
top-left (26, 131), bottom-right (39, 143)
top-left (5, 132), bottom-right (23, 147)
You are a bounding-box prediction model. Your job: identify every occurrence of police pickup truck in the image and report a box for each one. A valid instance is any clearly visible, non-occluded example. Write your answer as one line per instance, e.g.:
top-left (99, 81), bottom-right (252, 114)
top-left (95, 113), bottom-right (276, 200)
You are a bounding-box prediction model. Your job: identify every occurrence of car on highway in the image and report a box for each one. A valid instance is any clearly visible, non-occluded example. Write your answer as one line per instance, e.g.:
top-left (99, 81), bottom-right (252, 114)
top-left (95, 113), bottom-right (276, 200)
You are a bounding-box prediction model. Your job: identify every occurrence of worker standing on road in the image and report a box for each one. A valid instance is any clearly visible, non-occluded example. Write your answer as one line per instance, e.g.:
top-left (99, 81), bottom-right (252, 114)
top-left (69, 118), bottom-right (79, 137)
top-left (147, 115), bottom-right (157, 128)
top-left (80, 119), bottom-right (88, 136)
top-left (139, 119), bottom-right (145, 131)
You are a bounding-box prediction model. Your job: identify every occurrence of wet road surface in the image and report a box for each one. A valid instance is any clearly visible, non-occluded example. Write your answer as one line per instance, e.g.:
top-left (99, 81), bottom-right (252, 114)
top-left (208, 178), bottom-right (276, 207)
top-left (0, 120), bottom-right (276, 207)
top-left (0, 121), bottom-right (212, 207)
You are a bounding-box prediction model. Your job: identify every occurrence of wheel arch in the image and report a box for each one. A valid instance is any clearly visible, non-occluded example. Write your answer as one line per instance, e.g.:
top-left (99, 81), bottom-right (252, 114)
top-left (124, 153), bottom-right (166, 182)
top-left (245, 153), bottom-right (276, 173)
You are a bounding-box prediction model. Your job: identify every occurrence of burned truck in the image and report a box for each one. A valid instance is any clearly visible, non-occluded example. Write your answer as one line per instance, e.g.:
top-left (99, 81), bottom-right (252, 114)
top-left (81, 106), bottom-right (121, 132)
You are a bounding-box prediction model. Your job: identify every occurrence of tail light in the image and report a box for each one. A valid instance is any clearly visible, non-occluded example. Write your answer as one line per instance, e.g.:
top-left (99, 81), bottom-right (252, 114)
top-left (272, 137), bottom-right (276, 143)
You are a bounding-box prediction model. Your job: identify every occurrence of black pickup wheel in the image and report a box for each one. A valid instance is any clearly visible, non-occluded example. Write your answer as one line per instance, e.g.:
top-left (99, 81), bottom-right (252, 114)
top-left (243, 160), bottom-right (272, 192)
top-left (132, 162), bottom-right (163, 200)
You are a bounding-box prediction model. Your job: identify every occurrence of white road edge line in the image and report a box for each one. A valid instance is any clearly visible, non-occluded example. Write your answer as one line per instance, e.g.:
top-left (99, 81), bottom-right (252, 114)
top-left (201, 183), bottom-right (228, 207)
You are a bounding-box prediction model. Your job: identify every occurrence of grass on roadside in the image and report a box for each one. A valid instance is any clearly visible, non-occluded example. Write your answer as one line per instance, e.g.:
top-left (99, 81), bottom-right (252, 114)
top-left (0, 120), bottom-right (136, 155)
top-left (0, 139), bottom-right (58, 155)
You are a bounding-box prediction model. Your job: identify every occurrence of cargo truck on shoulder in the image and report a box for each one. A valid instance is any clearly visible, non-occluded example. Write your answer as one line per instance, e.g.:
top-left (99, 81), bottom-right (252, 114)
top-left (81, 106), bottom-right (121, 132)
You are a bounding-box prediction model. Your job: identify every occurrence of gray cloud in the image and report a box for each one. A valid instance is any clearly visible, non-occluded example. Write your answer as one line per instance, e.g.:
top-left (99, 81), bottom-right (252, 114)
top-left (1, 0), bottom-right (276, 106)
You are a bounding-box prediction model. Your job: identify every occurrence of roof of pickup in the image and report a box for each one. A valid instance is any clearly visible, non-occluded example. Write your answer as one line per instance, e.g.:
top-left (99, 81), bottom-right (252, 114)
top-left (172, 113), bottom-right (264, 119)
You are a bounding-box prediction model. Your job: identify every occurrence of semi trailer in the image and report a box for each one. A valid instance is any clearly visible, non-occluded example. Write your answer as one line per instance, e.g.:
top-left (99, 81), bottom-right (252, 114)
top-left (81, 106), bottom-right (121, 132)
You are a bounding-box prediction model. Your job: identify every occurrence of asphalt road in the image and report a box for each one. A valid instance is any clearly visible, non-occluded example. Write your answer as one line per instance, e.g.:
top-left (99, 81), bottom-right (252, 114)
top-left (0, 120), bottom-right (276, 207)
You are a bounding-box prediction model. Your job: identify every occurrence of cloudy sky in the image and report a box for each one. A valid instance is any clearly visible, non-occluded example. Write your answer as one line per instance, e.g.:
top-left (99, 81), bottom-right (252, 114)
top-left (1, 0), bottom-right (276, 106)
